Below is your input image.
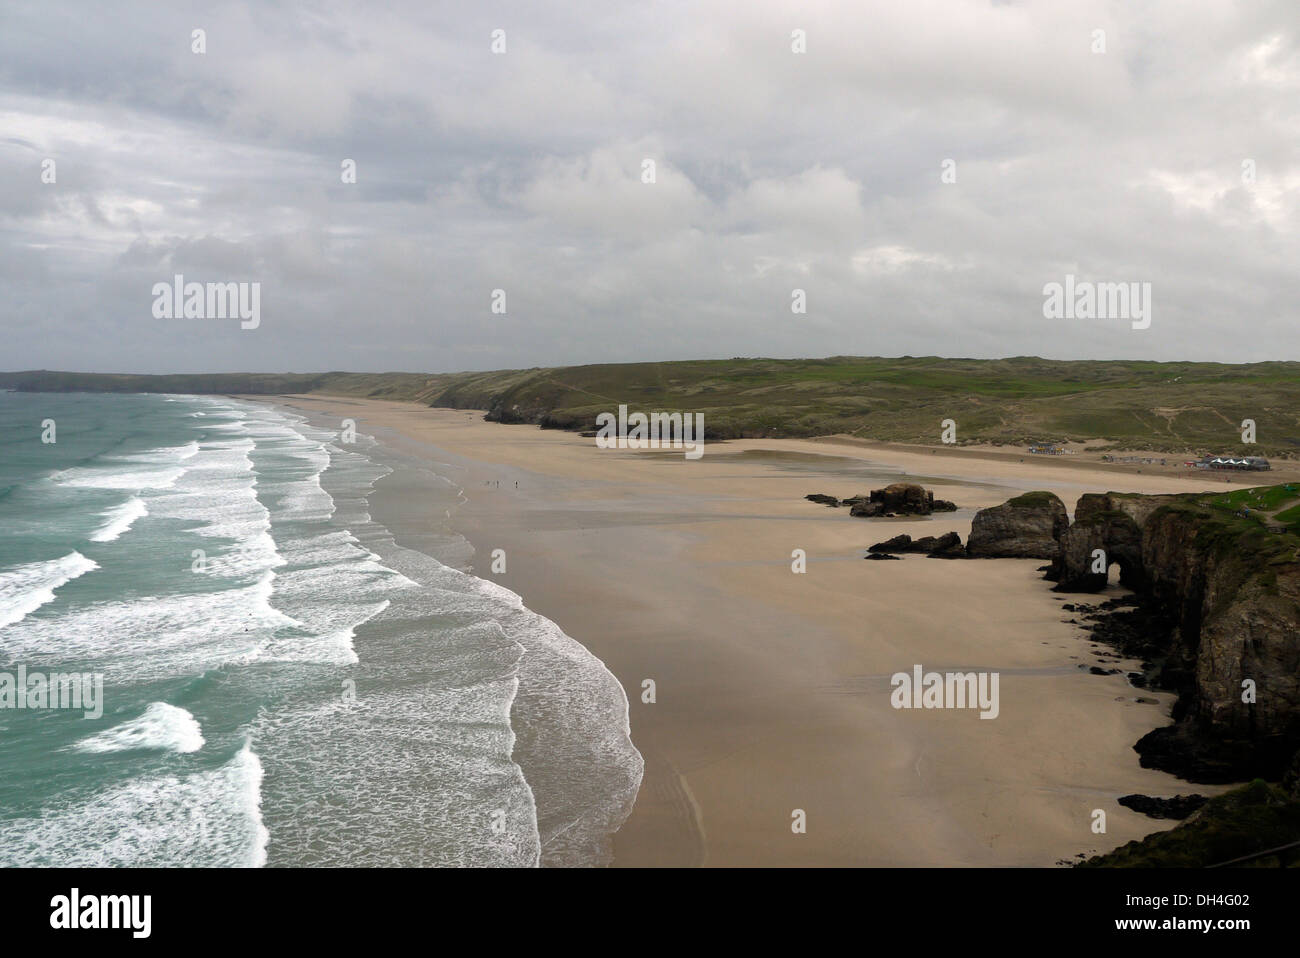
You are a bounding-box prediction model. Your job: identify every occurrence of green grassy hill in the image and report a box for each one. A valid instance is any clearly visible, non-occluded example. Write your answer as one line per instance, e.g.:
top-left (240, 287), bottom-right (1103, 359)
top-left (3, 356), bottom-right (1299, 456)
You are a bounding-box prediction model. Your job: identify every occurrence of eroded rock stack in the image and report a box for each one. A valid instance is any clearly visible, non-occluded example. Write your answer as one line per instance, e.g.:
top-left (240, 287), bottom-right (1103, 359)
top-left (965, 491), bottom-right (1067, 558)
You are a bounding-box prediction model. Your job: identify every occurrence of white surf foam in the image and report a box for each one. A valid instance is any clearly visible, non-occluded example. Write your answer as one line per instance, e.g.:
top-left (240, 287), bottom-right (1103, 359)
top-left (469, 574), bottom-right (644, 866)
top-left (74, 702), bottom-right (205, 754)
top-left (118, 440), bottom-right (200, 463)
top-left (57, 466), bottom-right (186, 490)
top-left (147, 436), bottom-right (286, 580)
top-left (250, 672), bottom-right (541, 867)
top-left (0, 551), bottom-right (99, 630)
top-left (356, 533), bottom-right (644, 867)
top-left (0, 740), bottom-right (267, 867)
top-left (88, 496), bottom-right (148, 542)
top-left (0, 569), bottom-right (299, 680)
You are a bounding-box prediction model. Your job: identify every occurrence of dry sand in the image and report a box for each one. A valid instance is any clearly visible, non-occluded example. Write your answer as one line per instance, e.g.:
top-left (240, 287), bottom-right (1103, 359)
top-left (250, 394), bottom-right (1267, 867)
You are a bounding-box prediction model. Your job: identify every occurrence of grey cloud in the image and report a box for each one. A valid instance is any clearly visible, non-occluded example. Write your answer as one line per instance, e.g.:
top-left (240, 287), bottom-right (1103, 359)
top-left (0, 0), bottom-right (1297, 374)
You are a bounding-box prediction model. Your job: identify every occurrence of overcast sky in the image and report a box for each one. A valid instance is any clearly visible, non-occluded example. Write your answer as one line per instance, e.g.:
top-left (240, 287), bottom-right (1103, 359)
top-left (1, 1), bottom-right (1297, 374)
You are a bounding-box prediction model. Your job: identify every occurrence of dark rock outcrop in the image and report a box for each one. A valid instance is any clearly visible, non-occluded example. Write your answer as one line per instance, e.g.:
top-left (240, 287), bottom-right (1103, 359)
top-left (870, 482), bottom-right (939, 515)
top-left (817, 483), bottom-right (957, 517)
top-left (805, 494), bottom-right (840, 507)
top-left (926, 532), bottom-right (967, 558)
top-left (1117, 793), bottom-right (1209, 820)
top-left (868, 534), bottom-right (916, 553)
top-left (867, 531), bottom-right (964, 556)
top-left (966, 491), bottom-right (1068, 558)
top-left (1132, 722), bottom-right (1294, 783)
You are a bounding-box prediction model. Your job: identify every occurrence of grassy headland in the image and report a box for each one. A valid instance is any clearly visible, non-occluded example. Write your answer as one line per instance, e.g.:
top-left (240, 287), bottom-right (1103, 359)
top-left (3, 356), bottom-right (1299, 456)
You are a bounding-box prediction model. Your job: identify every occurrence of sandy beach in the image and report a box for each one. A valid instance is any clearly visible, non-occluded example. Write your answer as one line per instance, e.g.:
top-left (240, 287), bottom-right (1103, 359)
top-left (251, 394), bottom-right (1272, 867)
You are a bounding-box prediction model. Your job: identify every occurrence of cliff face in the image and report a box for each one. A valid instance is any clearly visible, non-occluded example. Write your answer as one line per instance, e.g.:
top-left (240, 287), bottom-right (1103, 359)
top-left (1137, 506), bottom-right (1300, 777)
top-left (1004, 488), bottom-right (1300, 781)
top-left (1195, 558), bottom-right (1300, 736)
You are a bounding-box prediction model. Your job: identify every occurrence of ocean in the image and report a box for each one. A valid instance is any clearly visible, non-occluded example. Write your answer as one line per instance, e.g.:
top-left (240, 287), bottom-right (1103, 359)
top-left (0, 391), bottom-right (642, 867)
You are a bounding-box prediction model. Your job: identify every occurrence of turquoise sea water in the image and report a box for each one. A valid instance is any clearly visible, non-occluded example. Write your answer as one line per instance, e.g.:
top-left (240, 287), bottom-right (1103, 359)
top-left (0, 391), bottom-right (641, 866)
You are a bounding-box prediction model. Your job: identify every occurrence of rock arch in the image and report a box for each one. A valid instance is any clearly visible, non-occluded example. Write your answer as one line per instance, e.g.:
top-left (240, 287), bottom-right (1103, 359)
top-left (1053, 495), bottom-right (1146, 592)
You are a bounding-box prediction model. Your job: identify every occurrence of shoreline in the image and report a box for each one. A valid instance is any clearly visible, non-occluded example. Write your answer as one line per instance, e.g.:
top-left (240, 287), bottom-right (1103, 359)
top-left (245, 393), bottom-right (1249, 866)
